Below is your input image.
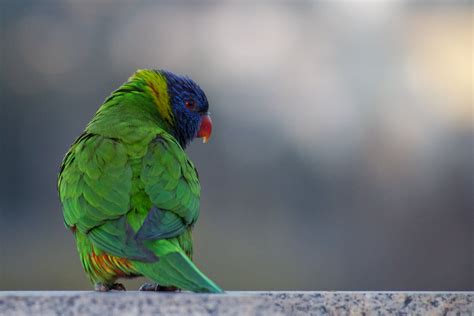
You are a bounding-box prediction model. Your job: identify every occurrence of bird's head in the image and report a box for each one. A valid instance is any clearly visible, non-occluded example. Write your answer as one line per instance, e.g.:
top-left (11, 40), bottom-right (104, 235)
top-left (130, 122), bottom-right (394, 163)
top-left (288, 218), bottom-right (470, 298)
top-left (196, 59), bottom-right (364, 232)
top-left (160, 70), bottom-right (212, 148)
top-left (130, 69), bottom-right (212, 148)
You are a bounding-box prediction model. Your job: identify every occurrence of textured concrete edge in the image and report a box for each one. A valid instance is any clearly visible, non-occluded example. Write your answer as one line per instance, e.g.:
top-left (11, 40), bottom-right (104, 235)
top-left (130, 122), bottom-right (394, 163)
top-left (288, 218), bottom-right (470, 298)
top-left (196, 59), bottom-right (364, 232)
top-left (0, 291), bottom-right (472, 316)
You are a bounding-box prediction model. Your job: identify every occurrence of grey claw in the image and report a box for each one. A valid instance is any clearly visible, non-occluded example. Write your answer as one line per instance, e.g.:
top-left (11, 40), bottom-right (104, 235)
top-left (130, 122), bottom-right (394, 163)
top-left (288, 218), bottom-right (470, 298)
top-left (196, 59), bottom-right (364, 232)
top-left (94, 283), bottom-right (110, 292)
top-left (94, 282), bottom-right (126, 292)
top-left (139, 283), bottom-right (159, 291)
top-left (111, 283), bottom-right (126, 291)
top-left (139, 283), bottom-right (179, 292)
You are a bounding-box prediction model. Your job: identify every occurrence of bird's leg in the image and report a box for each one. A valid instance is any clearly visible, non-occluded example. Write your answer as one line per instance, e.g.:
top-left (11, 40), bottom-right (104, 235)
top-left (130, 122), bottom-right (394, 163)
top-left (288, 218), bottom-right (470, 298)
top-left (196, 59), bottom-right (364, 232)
top-left (94, 283), bottom-right (109, 292)
top-left (111, 283), bottom-right (127, 291)
top-left (139, 283), bottom-right (180, 292)
top-left (94, 282), bottom-right (127, 292)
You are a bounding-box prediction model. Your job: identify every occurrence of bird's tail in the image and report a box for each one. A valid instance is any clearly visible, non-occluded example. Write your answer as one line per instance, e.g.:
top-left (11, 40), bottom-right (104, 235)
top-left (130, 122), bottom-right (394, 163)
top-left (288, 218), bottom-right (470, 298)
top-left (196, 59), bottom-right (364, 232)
top-left (132, 240), bottom-right (223, 293)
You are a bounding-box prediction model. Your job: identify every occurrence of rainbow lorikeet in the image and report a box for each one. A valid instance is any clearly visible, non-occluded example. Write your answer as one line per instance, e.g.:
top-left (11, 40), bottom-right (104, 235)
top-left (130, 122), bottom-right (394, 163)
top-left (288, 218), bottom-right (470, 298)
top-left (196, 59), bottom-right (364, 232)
top-left (57, 69), bottom-right (222, 293)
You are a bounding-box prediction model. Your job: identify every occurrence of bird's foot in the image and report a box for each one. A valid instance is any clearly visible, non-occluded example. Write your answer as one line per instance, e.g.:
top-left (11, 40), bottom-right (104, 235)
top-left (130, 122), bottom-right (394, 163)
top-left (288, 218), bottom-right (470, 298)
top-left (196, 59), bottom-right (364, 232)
top-left (94, 282), bottom-right (127, 292)
top-left (139, 283), bottom-right (180, 292)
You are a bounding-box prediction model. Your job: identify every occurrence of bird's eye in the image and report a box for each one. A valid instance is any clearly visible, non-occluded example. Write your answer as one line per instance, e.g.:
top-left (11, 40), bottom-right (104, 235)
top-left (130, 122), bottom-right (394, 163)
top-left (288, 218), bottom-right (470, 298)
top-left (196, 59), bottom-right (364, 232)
top-left (185, 100), bottom-right (196, 111)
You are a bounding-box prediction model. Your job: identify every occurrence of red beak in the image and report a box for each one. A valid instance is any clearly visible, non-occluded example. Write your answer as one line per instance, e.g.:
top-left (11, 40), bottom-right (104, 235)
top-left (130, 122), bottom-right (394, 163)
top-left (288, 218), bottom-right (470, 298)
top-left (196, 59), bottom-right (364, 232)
top-left (197, 114), bottom-right (212, 143)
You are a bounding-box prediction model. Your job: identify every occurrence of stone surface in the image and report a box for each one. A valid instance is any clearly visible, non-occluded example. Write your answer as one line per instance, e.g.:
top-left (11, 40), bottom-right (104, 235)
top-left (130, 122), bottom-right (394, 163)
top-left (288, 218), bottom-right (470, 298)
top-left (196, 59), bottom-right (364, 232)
top-left (0, 291), bottom-right (472, 315)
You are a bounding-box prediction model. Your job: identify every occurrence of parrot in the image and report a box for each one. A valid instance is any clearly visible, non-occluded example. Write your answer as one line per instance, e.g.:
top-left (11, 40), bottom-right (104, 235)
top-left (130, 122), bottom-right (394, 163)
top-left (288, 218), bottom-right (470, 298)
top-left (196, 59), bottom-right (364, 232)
top-left (57, 69), bottom-right (222, 293)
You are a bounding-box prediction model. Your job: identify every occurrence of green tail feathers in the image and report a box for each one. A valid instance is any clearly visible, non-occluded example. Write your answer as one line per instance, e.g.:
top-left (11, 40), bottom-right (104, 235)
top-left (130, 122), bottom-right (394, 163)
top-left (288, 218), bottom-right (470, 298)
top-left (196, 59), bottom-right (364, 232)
top-left (132, 245), bottom-right (223, 293)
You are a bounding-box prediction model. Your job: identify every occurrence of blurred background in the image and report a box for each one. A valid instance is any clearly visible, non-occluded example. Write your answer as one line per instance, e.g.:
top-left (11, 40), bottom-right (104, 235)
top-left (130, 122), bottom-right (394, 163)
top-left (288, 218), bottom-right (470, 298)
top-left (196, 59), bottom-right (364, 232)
top-left (0, 1), bottom-right (472, 291)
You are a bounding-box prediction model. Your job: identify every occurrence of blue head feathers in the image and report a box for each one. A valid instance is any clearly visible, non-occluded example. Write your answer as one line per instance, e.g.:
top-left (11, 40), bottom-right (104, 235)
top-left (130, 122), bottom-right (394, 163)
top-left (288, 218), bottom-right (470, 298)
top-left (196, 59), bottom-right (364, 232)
top-left (160, 70), bottom-right (209, 148)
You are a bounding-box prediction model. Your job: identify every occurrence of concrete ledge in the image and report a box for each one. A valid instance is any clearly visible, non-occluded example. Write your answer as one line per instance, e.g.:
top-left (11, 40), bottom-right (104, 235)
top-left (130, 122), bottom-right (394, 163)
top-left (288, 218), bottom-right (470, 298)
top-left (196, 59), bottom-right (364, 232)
top-left (0, 291), bottom-right (472, 315)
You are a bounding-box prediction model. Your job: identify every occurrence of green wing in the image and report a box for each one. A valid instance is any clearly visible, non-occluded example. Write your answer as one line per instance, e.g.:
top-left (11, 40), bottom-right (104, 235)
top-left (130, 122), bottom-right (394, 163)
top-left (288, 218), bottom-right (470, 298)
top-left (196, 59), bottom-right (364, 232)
top-left (58, 132), bottom-right (156, 261)
top-left (59, 129), bottom-right (200, 261)
top-left (130, 134), bottom-right (222, 293)
top-left (136, 133), bottom-right (201, 241)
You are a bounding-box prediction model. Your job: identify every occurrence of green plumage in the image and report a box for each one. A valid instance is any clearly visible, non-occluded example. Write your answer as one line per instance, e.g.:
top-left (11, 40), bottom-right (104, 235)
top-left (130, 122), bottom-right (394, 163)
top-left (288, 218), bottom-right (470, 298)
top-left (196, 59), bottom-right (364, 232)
top-left (58, 70), bottom-right (222, 293)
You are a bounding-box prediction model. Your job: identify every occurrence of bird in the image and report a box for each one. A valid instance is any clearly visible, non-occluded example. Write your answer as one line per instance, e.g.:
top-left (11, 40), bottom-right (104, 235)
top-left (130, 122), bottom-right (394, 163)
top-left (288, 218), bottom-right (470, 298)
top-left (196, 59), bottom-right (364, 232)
top-left (57, 69), bottom-right (222, 293)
